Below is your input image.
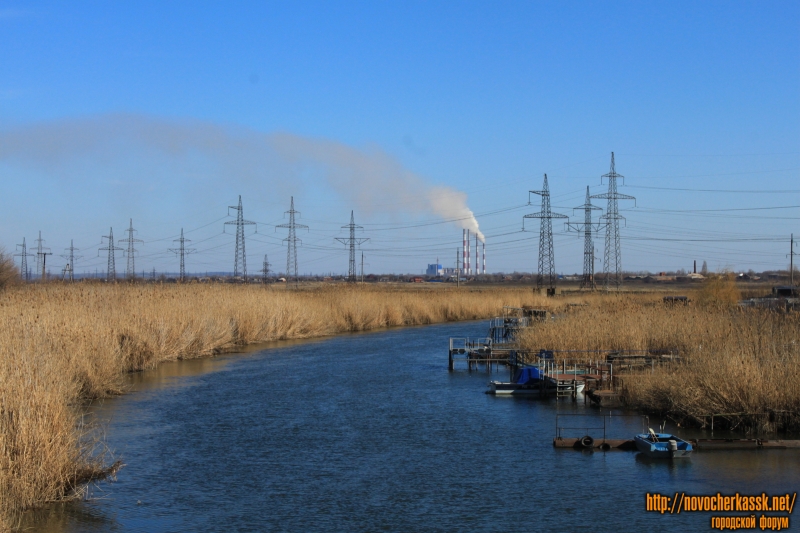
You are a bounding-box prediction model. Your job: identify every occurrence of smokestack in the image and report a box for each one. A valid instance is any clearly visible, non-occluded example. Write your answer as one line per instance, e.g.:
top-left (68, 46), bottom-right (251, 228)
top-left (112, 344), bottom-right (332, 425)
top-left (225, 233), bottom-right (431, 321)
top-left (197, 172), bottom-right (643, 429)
top-left (482, 241), bottom-right (486, 274)
top-left (462, 229), bottom-right (467, 275)
top-left (475, 234), bottom-right (478, 277)
top-left (464, 230), bottom-right (470, 274)
top-left (693, 260), bottom-right (696, 274)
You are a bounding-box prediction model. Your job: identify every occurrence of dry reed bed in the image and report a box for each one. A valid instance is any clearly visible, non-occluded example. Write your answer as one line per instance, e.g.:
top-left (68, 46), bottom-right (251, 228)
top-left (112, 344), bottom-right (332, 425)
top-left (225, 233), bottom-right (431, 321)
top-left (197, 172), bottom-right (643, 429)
top-left (519, 293), bottom-right (800, 432)
top-left (0, 283), bottom-right (544, 519)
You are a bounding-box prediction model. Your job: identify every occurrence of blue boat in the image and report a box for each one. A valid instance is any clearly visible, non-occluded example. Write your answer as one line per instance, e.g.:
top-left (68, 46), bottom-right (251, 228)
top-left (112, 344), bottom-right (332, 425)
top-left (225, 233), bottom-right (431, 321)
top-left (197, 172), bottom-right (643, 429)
top-left (488, 367), bottom-right (586, 396)
top-left (634, 430), bottom-right (693, 458)
top-left (488, 367), bottom-right (550, 395)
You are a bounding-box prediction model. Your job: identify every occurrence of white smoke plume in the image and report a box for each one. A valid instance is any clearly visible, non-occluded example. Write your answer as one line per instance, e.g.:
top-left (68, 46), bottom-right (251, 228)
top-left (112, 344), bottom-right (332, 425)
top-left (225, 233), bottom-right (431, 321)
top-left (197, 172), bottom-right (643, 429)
top-left (0, 114), bottom-right (484, 240)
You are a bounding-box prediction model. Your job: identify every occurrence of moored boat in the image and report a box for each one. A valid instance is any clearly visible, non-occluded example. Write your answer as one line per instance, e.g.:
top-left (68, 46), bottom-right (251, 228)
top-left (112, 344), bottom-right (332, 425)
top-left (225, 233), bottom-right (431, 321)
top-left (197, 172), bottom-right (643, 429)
top-left (634, 430), bottom-right (693, 458)
top-left (488, 367), bottom-right (550, 395)
top-left (488, 367), bottom-right (585, 396)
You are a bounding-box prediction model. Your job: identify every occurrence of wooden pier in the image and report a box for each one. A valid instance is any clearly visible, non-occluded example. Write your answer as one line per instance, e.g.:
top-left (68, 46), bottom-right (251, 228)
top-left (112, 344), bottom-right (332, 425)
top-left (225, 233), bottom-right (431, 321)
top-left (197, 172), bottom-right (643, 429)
top-left (448, 309), bottom-right (683, 402)
top-left (447, 307), bottom-right (550, 371)
top-left (447, 337), bottom-right (514, 371)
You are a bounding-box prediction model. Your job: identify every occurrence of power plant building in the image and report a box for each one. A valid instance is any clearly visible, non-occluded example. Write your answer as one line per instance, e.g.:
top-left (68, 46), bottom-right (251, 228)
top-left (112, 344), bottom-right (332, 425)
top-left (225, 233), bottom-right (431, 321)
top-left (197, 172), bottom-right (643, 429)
top-left (426, 263), bottom-right (443, 276)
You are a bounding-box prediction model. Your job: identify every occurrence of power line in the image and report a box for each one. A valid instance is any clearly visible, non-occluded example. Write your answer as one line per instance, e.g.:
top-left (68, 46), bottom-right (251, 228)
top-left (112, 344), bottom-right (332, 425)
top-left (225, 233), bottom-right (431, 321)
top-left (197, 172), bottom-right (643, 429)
top-left (627, 185), bottom-right (800, 194)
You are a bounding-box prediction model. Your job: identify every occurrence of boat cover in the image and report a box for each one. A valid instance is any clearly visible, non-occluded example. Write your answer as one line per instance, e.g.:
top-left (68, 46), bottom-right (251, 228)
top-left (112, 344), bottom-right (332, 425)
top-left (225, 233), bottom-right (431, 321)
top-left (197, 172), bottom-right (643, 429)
top-left (515, 367), bottom-right (541, 384)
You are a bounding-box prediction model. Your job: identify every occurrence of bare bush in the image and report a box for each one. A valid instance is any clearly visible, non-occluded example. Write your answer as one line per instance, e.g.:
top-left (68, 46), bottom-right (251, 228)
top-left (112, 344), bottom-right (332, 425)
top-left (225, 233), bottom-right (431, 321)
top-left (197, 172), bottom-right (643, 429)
top-left (0, 249), bottom-right (19, 290)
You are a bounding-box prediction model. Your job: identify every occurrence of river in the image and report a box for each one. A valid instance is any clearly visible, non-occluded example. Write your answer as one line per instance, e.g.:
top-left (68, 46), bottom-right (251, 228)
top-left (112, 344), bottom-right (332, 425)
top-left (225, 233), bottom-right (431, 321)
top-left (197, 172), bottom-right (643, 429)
top-left (23, 321), bottom-right (798, 531)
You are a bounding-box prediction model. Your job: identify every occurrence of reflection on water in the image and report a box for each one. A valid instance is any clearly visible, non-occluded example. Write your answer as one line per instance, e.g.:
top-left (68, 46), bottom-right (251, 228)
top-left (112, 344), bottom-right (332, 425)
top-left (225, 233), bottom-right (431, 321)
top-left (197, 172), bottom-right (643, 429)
top-left (125, 336), bottom-right (331, 394)
top-left (21, 322), bottom-right (800, 532)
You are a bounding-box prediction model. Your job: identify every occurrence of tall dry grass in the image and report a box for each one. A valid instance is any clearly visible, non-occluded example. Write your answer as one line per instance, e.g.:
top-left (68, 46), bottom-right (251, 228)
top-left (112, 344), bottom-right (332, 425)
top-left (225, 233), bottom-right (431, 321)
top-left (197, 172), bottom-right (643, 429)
top-left (0, 282), bottom-right (544, 521)
top-left (694, 272), bottom-right (741, 308)
top-left (518, 291), bottom-right (800, 432)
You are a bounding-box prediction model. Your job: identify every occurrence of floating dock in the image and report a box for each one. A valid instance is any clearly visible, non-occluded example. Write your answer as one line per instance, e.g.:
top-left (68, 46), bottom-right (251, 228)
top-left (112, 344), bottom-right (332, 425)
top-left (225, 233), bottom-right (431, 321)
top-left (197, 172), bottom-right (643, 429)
top-left (553, 414), bottom-right (800, 452)
top-left (554, 438), bottom-right (800, 451)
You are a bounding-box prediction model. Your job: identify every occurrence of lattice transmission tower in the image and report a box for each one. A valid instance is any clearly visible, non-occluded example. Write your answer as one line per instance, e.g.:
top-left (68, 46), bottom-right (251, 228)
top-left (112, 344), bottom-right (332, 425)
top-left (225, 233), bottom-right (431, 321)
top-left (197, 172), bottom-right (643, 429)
top-left (523, 174), bottom-right (568, 292)
top-left (259, 254), bottom-right (271, 283)
top-left (60, 240), bottom-right (82, 282)
top-left (591, 153), bottom-right (636, 290)
top-left (567, 187), bottom-right (603, 290)
top-left (119, 219), bottom-right (143, 280)
top-left (169, 228), bottom-right (196, 282)
top-left (33, 231), bottom-right (50, 281)
top-left (335, 211), bottom-right (368, 283)
top-left (277, 197), bottom-right (308, 286)
top-left (224, 196), bottom-right (256, 281)
top-left (14, 238), bottom-right (35, 281)
top-left (99, 228), bottom-right (123, 281)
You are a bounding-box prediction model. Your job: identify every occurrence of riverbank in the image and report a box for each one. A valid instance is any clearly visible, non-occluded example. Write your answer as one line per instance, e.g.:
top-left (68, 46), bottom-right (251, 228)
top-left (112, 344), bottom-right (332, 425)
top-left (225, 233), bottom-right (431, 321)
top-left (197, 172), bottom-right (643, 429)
top-left (20, 318), bottom-right (797, 533)
top-left (0, 283), bottom-right (547, 521)
top-left (517, 291), bottom-right (800, 433)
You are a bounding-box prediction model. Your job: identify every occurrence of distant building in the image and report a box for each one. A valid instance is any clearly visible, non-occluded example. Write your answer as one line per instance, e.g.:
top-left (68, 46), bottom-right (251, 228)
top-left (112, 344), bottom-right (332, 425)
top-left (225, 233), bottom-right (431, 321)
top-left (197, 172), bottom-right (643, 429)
top-left (426, 263), bottom-right (443, 276)
top-left (773, 286), bottom-right (799, 297)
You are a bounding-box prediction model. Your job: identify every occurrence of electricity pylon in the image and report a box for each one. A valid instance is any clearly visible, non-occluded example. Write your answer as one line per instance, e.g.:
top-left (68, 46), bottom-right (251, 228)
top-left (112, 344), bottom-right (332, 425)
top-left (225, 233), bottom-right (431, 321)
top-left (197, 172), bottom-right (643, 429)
top-left (524, 174), bottom-right (568, 292)
top-left (591, 153), bottom-right (635, 290)
top-left (567, 187), bottom-right (603, 290)
top-left (335, 211), bottom-right (368, 283)
top-left (38, 250), bottom-right (53, 281)
top-left (169, 228), bottom-right (196, 282)
top-left (277, 196), bottom-right (308, 287)
top-left (99, 228), bottom-right (123, 282)
top-left (14, 238), bottom-right (35, 281)
top-left (33, 231), bottom-right (50, 280)
top-left (60, 240), bottom-right (82, 282)
top-left (119, 219), bottom-right (143, 280)
top-left (224, 196), bottom-right (256, 281)
top-left (259, 254), bottom-right (271, 283)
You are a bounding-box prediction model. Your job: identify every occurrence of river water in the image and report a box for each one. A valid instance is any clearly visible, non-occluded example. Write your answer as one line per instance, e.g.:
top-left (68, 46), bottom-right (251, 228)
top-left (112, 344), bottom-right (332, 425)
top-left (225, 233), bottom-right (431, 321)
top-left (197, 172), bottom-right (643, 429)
top-left (25, 321), bottom-right (798, 532)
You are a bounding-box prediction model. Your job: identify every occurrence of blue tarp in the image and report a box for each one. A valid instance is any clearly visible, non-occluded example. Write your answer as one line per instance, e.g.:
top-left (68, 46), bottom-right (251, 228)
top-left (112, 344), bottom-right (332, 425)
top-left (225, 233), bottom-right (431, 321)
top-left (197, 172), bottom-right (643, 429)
top-left (514, 367), bottom-right (541, 384)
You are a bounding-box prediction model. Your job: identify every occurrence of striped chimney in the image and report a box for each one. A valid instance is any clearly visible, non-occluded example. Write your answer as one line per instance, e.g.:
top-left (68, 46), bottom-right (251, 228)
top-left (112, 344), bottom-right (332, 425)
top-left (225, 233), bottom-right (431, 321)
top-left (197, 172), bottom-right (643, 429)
top-left (462, 229), bottom-right (467, 275)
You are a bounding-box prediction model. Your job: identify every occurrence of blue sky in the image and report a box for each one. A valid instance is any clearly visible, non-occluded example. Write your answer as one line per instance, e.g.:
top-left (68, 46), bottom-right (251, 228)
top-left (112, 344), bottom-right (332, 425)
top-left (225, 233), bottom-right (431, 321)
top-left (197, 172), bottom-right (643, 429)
top-left (1, 1), bottom-right (798, 277)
